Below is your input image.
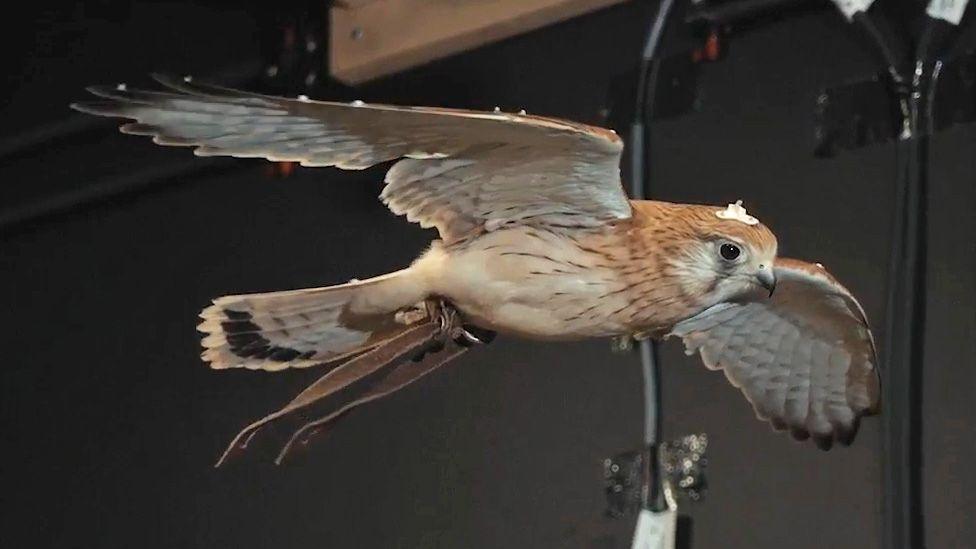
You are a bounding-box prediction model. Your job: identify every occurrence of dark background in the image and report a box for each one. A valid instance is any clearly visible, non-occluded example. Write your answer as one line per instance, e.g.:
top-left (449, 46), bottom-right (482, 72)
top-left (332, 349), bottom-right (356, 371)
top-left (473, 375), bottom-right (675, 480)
top-left (1, 1), bottom-right (973, 548)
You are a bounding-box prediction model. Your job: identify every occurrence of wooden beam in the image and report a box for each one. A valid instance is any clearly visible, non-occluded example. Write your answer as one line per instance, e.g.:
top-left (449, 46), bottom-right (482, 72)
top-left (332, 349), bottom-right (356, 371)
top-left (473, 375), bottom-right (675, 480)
top-left (329, 0), bottom-right (627, 84)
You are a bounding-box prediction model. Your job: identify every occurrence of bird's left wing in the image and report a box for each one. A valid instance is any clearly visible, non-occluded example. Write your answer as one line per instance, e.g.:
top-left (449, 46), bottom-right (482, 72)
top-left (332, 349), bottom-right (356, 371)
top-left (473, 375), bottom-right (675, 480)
top-left (71, 75), bottom-right (630, 243)
top-left (668, 258), bottom-right (880, 449)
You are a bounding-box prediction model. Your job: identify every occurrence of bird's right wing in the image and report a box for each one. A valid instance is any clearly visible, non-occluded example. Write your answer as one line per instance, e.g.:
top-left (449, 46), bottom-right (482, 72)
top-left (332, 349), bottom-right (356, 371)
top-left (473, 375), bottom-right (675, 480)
top-left (71, 75), bottom-right (631, 243)
top-left (668, 259), bottom-right (880, 449)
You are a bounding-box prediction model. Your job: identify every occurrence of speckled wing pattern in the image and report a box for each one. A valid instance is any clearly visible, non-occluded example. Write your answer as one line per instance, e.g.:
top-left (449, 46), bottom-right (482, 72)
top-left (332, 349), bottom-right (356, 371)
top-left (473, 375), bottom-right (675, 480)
top-left (71, 74), bottom-right (631, 243)
top-left (668, 259), bottom-right (880, 449)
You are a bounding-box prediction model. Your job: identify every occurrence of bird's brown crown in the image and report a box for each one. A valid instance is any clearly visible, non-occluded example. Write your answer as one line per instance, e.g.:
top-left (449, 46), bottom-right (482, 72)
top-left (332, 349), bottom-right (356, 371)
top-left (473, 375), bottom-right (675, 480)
top-left (630, 200), bottom-right (778, 255)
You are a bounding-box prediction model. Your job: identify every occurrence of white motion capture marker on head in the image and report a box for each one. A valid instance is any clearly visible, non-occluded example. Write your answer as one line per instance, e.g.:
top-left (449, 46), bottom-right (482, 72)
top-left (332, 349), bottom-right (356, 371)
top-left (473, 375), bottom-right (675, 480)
top-left (351, 99), bottom-right (365, 107)
top-left (518, 109), bottom-right (527, 115)
top-left (298, 94), bottom-right (310, 102)
top-left (183, 75), bottom-right (193, 83)
top-left (116, 83), bottom-right (127, 91)
top-left (715, 200), bottom-right (759, 225)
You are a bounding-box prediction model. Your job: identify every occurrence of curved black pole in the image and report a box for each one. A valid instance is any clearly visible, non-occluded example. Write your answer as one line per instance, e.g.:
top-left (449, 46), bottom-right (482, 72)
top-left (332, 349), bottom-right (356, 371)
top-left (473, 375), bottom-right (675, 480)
top-left (629, 0), bottom-right (676, 516)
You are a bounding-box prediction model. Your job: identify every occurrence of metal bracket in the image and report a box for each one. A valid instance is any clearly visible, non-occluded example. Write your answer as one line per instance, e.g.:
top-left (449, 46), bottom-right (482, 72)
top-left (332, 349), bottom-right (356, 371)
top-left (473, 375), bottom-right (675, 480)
top-left (603, 434), bottom-right (709, 518)
top-left (814, 50), bottom-right (976, 157)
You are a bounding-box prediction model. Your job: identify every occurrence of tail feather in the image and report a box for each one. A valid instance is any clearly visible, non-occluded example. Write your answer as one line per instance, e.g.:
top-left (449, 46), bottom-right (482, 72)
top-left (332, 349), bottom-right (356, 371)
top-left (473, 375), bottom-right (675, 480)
top-left (198, 269), bottom-right (428, 371)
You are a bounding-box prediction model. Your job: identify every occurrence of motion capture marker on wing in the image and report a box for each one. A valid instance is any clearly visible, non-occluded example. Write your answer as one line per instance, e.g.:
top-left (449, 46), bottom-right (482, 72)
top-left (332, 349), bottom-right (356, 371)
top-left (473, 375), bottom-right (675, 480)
top-left (715, 199), bottom-right (759, 226)
top-left (403, 151), bottom-right (451, 160)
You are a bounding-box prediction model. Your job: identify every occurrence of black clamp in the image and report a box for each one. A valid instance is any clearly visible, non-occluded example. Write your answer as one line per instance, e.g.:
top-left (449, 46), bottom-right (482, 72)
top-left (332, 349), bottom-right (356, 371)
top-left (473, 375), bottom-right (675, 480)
top-left (603, 433), bottom-right (709, 518)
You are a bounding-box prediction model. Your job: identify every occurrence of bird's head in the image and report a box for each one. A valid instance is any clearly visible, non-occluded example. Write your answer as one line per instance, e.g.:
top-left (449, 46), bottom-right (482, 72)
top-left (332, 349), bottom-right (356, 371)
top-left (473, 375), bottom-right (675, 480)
top-left (664, 201), bottom-right (778, 307)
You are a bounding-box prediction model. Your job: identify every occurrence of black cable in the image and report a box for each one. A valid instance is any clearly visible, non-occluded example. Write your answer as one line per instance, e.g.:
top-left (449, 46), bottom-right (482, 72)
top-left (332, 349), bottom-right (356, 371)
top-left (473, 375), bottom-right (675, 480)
top-left (0, 60), bottom-right (262, 164)
top-left (0, 157), bottom-right (236, 233)
top-left (888, 13), bottom-right (964, 549)
top-left (841, 4), bottom-right (967, 548)
top-left (0, 116), bottom-right (110, 161)
top-left (629, 0), bottom-right (676, 516)
top-left (840, 11), bottom-right (919, 549)
top-left (0, 60), bottom-right (265, 232)
top-left (883, 120), bottom-right (927, 549)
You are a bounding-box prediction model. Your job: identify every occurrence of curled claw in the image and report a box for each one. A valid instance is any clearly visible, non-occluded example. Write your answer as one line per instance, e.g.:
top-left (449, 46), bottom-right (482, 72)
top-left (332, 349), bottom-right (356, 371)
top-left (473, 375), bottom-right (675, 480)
top-left (459, 328), bottom-right (484, 345)
top-left (456, 325), bottom-right (497, 347)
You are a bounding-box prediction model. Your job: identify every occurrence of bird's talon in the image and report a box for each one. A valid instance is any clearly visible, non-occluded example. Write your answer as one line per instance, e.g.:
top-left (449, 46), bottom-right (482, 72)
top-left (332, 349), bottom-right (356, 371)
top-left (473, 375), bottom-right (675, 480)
top-left (460, 328), bottom-right (483, 345)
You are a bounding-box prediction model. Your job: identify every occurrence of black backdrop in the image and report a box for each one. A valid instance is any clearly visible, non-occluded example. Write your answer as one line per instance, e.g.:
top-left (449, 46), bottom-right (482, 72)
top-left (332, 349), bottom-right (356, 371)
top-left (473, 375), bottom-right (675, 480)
top-left (1, 2), bottom-right (973, 548)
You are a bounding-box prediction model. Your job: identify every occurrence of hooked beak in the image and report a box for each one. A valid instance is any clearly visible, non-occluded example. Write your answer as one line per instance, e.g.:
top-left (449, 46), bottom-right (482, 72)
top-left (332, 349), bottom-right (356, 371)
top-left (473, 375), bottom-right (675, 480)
top-left (757, 266), bottom-right (776, 297)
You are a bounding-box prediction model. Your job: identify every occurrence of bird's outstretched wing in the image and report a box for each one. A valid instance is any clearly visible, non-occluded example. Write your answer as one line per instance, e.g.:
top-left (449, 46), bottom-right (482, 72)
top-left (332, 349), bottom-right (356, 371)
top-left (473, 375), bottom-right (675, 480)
top-left (71, 75), bottom-right (630, 243)
top-left (668, 258), bottom-right (880, 449)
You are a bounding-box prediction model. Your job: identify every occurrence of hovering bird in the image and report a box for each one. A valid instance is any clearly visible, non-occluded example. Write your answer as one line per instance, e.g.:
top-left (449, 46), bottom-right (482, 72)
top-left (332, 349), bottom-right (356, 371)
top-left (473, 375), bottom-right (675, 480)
top-left (73, 75), bottom-right (880, 455)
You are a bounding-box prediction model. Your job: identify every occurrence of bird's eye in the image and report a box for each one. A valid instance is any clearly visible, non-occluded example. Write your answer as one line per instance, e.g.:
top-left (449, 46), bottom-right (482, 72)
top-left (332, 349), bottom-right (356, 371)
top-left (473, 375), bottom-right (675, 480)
top-left (720, 243), bottom-right (741, 261)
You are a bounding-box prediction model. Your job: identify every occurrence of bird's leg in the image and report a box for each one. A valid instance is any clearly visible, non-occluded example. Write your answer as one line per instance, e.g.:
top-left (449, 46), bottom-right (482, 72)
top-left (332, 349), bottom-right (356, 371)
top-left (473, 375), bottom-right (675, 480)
top-left (610, 330), bottom-right (657, 354)
top-left (422, 299), bottom-right (496, 354)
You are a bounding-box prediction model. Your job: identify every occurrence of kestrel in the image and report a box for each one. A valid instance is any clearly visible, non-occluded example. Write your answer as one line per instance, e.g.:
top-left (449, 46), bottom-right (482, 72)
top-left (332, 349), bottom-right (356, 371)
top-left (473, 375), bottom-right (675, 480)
top-left (73, 75), bottom-right (880, 453)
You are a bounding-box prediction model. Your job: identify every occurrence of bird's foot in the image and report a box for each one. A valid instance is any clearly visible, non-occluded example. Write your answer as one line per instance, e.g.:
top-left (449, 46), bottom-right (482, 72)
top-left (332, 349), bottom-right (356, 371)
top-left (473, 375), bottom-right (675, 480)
top-left (426, 299), bottom-right (496, 348)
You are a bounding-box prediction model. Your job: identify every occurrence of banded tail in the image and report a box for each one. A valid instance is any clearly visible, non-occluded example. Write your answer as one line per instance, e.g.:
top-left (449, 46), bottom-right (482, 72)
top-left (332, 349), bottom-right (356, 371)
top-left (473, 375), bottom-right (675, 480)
top-left (198, 269), bottom-right (430, 371)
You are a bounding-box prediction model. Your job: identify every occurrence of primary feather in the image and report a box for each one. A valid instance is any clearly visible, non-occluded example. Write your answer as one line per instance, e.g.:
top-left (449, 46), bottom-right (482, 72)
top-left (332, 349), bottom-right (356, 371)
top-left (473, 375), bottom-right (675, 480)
top-left (72, 74), bottom-right (631, 244)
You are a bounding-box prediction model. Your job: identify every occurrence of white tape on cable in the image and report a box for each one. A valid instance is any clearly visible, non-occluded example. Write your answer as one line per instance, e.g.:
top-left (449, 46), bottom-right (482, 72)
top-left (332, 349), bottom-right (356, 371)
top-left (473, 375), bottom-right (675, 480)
top-left (927, 0), bottom-right (970, 24)
top-left (832, 0), bottom-right (876, 19)
top-left (631, 507), bottom-right (678, 549)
